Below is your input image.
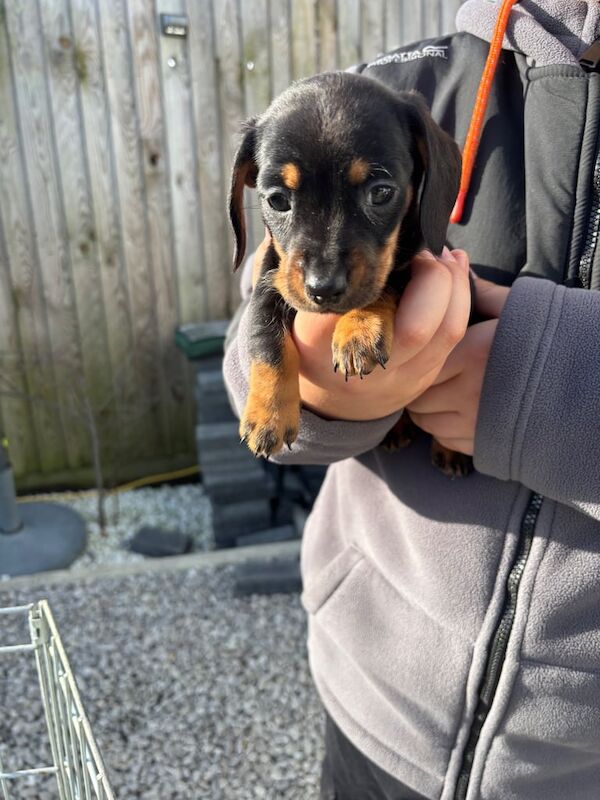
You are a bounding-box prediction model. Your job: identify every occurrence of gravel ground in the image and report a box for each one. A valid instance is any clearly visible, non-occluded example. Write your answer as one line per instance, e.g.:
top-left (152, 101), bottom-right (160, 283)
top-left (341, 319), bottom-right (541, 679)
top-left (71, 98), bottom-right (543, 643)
top-left (17, 484), bottom-right (214, 571)
top-left (0, 565), bottom-right (325, 799)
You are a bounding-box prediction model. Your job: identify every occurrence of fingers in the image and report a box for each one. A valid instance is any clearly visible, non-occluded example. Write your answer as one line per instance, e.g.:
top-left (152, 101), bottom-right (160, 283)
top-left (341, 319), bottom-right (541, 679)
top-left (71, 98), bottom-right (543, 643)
top-left (431, 437), bottom-right (474, 456)
top-left (392, 250), bottom-right (454, 365)
top-left (473, 273), bottom-right (510, 319)
top-left (409, 409), bottom-right (463, 438)
top-left (396, 248), bottom-right (471, 372)
top-left (408, 375), bottom-right (461, 414)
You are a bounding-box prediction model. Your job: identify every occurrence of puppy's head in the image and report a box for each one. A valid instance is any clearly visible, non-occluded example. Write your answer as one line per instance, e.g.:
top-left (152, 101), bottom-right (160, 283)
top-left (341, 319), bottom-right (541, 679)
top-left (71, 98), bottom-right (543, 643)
top-left (229, 72), bottom-right (460, 313)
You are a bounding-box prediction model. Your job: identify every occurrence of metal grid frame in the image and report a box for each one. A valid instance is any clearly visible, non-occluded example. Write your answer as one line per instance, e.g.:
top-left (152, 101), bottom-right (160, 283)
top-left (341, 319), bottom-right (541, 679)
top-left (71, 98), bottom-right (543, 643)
top-left (0, 601), bottom-right (115, 800)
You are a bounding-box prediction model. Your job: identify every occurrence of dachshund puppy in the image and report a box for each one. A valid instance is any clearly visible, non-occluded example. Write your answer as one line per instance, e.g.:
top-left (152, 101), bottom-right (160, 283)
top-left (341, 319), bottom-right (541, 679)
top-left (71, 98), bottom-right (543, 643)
top-left (229, 71), bottom-right (471, 476)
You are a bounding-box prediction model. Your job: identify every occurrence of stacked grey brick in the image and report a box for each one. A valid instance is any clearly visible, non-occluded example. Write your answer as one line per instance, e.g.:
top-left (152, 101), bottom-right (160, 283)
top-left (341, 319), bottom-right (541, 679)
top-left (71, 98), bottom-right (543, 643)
top-left (194, 354), bottom-right (275, 548)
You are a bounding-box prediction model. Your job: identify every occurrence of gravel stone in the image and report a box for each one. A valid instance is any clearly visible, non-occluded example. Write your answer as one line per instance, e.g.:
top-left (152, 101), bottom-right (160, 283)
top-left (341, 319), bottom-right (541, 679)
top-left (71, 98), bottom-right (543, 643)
top-left (0, 566), bottom-right (325, 799)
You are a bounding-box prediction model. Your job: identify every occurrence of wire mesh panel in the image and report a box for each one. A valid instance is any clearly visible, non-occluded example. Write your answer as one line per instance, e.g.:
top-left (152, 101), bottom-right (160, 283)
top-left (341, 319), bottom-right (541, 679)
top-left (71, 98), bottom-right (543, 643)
top-left (0, 602), bottom-right (115, 800)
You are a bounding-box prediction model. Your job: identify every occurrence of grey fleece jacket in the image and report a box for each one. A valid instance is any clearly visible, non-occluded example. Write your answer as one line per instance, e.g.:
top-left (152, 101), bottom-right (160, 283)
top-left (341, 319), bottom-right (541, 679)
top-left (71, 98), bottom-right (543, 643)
top-left (223, 2), bottom-right (600, 798)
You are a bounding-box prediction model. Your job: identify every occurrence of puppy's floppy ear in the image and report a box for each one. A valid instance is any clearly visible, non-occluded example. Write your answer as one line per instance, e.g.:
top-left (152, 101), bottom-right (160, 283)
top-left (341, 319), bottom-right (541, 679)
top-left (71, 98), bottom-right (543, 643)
top-left (228, 118), bottom-right (258, 270)
top-left (403, 93), bottom-right (461, 255)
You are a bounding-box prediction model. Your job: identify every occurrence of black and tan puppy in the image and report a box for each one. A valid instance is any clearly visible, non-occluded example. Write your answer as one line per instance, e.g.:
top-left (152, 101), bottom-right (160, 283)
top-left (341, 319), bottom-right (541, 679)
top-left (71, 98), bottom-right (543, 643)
top-left (229, 71), bottom-right (467, 474)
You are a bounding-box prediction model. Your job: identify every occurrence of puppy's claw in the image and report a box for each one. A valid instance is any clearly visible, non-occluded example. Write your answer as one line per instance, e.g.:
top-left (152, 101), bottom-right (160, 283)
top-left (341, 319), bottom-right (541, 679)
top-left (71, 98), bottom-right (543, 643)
top-left (378, 357), bottom-right (387, 370)
top-left (333, 362), bottom-right (338, 373)
top-left (241, 401), bottom-right (300, 459)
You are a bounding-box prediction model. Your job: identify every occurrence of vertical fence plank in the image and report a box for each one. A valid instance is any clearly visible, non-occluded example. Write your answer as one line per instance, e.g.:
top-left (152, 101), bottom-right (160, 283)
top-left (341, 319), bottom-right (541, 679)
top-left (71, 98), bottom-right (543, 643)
top-left (384, 0), bottom-right (403, 52)
top-left (96, 0), bottom-right (163, 459)
top-left (291, 0), bottom-right (317, 80)
top-left (0, 6), bottom-right (58, 476)
top-left (187, 0), bottom-right (230, 317)
top-left (318, 0), bottom-right (337, 72)
top-left (5, 0), bottom-right (87, 471)
top-left (401, 0), bottom-right (424, 44)
top-left (422, 0), bottom-right (442, 38)
top-left (213, 0), bottom-right (246, 309)
top-left (361, 0), bottom-right (385, 64)
top-left (69, 0), bottom-right (141, 476)
top-left (441, 0), bottom-right (462, 34)
top-left (0, 210), bottom-right (37, 476)
top-left (240, 0), bottom-right (270, 256)
top-left (127, 0), bottom-right (191, 456)
top-left (39, 0), bottom-right (117, 470)
top-left (269, 0), bottom-right (292, 98)
top-left (155, 0), bottom-right (207, 328)
top-left (337, 0), bottom-right (361, 68)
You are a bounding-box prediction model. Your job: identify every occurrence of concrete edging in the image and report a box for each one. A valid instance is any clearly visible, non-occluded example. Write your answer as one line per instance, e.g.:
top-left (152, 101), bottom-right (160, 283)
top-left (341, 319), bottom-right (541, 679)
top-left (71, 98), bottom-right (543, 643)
top-left (0, 540), bottom-right (302, 590)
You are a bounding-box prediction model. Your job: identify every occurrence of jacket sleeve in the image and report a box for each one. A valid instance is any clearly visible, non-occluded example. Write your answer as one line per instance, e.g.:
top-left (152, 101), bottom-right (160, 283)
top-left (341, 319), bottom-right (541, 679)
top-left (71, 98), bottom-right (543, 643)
top-left (223, 255), bottom-right (402, 466)
top-left (474, 277), bottom-right (600, 520)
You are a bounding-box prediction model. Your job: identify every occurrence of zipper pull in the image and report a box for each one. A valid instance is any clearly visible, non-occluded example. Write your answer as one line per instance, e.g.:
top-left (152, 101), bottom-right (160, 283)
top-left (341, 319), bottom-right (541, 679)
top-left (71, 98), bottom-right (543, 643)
top-left (579, 39), bottom-right (600, 73)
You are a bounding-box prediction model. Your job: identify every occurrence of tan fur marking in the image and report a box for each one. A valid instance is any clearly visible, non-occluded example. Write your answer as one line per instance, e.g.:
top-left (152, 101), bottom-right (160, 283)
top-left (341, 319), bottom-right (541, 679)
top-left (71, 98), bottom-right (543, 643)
top-left (272, 238), bottom-right (305, 307)
top-left (374, 224), bottom-right (401, 293)
top-left (332, 292), bottom-right (397, 378)
top-left (281, 163), bottom-right (301, 190)
top-left (348, 158), bottom-right (370, 185)
top-left (241, 333), bottom-right (301, 457)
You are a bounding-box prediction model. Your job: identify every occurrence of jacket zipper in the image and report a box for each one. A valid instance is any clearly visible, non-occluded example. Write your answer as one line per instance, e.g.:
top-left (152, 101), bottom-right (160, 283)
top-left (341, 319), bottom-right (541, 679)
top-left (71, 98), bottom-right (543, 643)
top-left (578, 148), bottom-right (600, 289)
top-left (453, 493), bottom-right (543, 800)
top-left (454, 63), bottom-right (600, 800)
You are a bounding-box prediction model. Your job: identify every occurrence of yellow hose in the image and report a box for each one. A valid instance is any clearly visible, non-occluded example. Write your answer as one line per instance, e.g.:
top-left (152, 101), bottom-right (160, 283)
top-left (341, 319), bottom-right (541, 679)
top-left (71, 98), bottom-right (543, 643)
top-left (16, 464), bottom-right (201, 504)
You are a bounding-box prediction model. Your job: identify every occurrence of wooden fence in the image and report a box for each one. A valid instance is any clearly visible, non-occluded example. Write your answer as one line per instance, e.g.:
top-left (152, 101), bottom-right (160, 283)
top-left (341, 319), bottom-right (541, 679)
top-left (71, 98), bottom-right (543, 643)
top-left (0, 0), bottom-right (461, 488)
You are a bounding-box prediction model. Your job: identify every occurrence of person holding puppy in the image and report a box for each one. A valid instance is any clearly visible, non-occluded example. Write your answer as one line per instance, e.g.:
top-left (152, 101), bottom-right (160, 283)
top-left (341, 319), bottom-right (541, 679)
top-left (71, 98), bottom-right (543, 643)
top-left (224, 1), bottom-right (600, 798)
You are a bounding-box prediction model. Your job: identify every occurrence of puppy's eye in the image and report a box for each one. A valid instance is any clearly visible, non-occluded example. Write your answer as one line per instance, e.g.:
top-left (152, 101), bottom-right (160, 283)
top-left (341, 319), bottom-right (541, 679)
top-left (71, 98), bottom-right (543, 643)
top-left (267, 191), bottom-right (291, 212)
top-left (367, 184), bottom-right (396, 206)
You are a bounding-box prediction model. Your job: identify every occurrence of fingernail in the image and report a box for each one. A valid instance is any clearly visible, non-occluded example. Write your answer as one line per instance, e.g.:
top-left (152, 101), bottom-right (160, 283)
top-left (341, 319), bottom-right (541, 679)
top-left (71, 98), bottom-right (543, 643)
top-left (442, 246), bottom-right (457, 262)
top-left (419, 249), bottom-right (436, 260)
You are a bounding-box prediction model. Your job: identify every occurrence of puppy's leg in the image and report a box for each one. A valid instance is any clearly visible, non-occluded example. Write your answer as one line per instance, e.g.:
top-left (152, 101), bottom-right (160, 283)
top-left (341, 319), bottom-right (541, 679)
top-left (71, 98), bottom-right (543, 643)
top-left (240, 275), bottom-right (300, 458)
top-left (332, 291), bottom-right (396, 379)
top-left (431, 440), bottom-right (473, 478)
top-left (381, 410), bottom-right (417, 450)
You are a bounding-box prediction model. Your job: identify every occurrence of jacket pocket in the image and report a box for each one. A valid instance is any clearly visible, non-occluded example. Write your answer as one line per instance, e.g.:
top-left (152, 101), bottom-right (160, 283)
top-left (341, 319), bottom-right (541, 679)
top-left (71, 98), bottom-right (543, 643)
top-left (301, 544), bottom-right (364, 615)
top-left (305, 549), bottom-right (474, 790)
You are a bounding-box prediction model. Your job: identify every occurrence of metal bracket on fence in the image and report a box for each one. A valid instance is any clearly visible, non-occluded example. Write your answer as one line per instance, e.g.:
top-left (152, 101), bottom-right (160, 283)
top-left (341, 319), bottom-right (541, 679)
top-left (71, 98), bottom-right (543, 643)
top-left (0, 601), bottom-right (116, 800)
top-left (160, 14), bottom-right (188, 38)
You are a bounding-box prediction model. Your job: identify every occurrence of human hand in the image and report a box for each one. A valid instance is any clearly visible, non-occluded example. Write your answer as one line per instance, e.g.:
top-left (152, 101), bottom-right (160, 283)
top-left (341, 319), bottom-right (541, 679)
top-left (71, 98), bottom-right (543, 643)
top-left (291, 248), bottom-right (472, 421)
top-left (407, 274), bottom-right (511, 454)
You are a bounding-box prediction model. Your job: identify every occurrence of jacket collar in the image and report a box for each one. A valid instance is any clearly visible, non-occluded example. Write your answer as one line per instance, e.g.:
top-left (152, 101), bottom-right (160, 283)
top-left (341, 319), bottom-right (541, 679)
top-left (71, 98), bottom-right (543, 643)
top-left (456, 0), bottom-right (600, 66)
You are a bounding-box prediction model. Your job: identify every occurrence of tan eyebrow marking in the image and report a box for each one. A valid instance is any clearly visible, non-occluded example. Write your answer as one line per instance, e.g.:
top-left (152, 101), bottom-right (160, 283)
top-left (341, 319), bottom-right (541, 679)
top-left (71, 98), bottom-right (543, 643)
top-left (281, 163), bottom-right (301, 190)
top-left (348, 158), bottom-right (370, 185)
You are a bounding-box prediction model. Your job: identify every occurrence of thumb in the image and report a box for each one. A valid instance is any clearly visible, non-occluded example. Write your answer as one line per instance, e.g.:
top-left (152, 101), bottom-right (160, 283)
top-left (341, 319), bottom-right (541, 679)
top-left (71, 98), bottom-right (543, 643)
top-left (473, 273), bottom-right (510, 319)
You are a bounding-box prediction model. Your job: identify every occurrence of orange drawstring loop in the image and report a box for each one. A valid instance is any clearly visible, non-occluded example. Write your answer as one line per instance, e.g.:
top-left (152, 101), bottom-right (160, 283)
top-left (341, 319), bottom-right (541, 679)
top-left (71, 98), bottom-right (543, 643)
top-left (450, 0), bottom-right (520, 224)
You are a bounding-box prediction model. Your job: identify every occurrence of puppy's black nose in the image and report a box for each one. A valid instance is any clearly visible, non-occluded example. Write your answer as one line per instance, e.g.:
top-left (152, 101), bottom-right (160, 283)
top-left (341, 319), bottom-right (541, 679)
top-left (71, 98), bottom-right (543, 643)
top-left (305, 273), bottom-right (347, 305)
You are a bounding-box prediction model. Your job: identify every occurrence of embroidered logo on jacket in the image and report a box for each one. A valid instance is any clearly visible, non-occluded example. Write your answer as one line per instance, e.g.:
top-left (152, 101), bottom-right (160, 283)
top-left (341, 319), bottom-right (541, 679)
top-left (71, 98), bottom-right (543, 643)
top-left (368, 45), bottom-right (448, 68)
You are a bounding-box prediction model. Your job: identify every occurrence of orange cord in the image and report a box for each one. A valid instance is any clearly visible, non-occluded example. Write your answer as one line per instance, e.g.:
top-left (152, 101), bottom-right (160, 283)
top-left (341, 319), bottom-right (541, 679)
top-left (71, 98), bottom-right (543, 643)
top-left (450, 0), bottom-right (520, 224)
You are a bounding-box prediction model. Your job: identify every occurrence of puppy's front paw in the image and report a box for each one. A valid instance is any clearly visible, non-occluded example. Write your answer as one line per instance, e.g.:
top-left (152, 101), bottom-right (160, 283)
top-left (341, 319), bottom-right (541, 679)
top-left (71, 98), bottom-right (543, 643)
top-left (332, 303), bottom-right (394, 379)
top-left (240, 357), bottom-right (300, 458)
